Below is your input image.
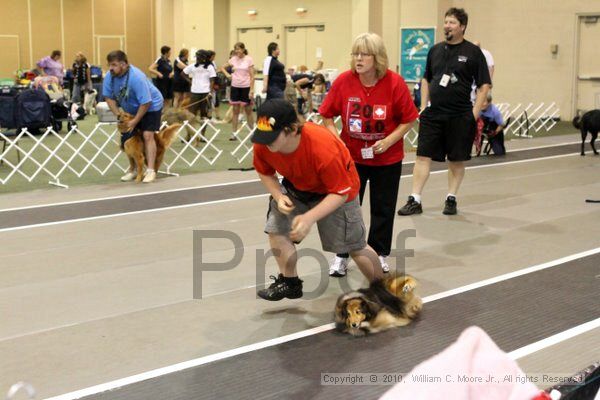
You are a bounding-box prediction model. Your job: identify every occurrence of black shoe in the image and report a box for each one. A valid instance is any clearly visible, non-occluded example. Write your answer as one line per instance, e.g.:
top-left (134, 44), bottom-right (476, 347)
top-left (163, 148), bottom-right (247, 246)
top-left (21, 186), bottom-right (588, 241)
top-left (443, 196), bottom-right (457, 215)
top-left (397, 196), bottom-right (423, 216)
top-left (257, 274), bottom-right (303, 301)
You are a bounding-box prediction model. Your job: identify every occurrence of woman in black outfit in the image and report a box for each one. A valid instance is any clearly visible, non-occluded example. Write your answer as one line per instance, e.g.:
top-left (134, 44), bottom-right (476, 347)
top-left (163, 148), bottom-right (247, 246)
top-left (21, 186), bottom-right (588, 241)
top-left (172, 48), bottom-right (191, 108)
top-left (71, 52), bottom-right (91, 104)
top-left (149, 45), bottom-right (174, 108)
top-left (261, 42), bottom-right (286, 100)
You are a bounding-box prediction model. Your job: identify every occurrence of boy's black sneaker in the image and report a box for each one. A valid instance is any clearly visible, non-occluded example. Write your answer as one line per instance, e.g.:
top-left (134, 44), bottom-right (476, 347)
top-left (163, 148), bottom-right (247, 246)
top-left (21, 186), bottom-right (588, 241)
top-left (397, 196), bottom-right (423, 216)
top-left (443, 196), bottom-right (457, 215)
top-left (257, 274), bottom-right (303, 301)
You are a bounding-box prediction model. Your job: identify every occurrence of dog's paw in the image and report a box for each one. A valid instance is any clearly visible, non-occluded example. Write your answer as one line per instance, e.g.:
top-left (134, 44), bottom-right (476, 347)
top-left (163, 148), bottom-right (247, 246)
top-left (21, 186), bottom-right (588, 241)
top-left (348, 328), bottom-right (366, 337)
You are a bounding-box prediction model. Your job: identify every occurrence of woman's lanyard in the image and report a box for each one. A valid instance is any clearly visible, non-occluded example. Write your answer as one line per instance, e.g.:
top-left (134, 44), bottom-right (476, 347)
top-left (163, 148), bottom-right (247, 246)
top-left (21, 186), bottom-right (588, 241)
top-left (112, 68), bottom-right (130, 106)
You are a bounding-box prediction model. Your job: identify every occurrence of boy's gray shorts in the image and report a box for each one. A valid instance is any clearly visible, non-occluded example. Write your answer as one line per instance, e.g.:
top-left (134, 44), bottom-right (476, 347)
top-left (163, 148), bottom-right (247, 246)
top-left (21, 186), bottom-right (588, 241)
top-left (264, 195), bottom-right (367, 254)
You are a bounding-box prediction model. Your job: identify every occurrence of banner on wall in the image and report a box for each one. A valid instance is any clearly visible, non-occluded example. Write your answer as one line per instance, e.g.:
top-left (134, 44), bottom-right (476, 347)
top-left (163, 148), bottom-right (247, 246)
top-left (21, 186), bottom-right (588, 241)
top-left (400, 27), bottom-right (435, 82)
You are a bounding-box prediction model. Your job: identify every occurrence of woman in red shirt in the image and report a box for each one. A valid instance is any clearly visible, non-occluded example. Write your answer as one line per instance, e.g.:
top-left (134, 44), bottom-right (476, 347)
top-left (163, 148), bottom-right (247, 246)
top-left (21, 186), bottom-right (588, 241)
top-left (319, 32), bottom-right (419, 276)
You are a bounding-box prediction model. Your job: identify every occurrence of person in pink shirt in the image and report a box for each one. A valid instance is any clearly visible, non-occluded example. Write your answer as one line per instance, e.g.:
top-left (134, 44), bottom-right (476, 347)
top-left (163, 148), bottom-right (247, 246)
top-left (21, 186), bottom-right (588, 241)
top-left (221, 42), bottom-right (255, 140)
top-left (36, 50), bottom-right (65, 85)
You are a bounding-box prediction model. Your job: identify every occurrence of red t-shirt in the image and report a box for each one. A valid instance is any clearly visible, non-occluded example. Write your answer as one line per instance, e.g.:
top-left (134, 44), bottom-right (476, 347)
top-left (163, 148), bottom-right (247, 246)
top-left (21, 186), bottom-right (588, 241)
top-left (253, 122), bottom-right (360, 202)
top-left (319, 69), bottom-right (419, 166)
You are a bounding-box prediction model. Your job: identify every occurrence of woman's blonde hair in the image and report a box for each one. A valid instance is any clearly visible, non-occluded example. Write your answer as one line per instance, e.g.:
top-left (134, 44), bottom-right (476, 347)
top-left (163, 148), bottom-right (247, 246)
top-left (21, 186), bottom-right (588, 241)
top-left (350, 33), bottom-right (388, 79)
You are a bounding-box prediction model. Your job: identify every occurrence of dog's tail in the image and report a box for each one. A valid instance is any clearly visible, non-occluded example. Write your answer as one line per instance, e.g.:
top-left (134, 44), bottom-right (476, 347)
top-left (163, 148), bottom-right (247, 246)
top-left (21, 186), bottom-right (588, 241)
top-left (368, 274), bottom-right (417, 315)
top-left (158, 123), bottom-right (182, 147)
top-left (572, 115), bottom-right (582, 130)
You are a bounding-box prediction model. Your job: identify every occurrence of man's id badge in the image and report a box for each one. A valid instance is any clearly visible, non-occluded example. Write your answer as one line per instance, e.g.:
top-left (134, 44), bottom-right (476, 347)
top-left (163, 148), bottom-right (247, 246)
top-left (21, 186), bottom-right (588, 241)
top-left (361, 146), bottom-right (374, 159)
top-left (440, 74), bottom-right (450, 87)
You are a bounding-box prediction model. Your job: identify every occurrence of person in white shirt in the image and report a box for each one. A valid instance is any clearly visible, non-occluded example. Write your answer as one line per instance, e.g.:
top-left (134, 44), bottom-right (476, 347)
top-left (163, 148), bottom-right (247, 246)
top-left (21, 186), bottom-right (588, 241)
top-left (183, 50), bottom-right (216, 120)
top-left (471, 41), bottom-right (494, 104)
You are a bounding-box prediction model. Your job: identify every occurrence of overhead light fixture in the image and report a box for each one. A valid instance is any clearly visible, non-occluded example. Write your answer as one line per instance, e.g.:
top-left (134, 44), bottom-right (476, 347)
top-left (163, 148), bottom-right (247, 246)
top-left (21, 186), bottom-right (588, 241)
top-left (247, 9), bottom-right (258, 16)
top-left (296, 7), bottom-right (308, 15)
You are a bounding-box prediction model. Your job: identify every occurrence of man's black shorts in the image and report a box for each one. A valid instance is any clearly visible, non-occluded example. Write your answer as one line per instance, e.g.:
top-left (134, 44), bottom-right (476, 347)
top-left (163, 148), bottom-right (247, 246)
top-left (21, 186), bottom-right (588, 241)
top-left (416, 109), bottom-right (477, 162)
top-left (135, 110), bottom-right (163, 132)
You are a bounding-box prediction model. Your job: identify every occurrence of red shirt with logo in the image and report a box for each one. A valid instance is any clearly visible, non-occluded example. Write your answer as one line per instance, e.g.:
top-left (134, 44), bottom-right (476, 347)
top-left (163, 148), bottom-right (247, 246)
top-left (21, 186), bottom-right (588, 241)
top-left (253, 122), bottom-right (360, 202)
top-left (319, 69), bottom-right (419, 166)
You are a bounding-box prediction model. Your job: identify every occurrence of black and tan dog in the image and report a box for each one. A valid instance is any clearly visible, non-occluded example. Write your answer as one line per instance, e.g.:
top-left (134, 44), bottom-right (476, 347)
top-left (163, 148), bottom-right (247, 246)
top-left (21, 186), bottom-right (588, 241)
top-left (573, 110), bottom-right (600, 156)
top-left (117, 113), bottom-right (181, 182)
top-left (334, 273), bottom-right (422, 337)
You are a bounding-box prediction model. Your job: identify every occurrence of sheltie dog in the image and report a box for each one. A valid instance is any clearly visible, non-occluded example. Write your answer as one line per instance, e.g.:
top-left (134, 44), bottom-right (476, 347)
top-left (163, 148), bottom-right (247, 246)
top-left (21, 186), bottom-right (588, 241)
top-left (117, 113), bottom-right (181, 182)
top-left (162, 97), bottom-right (206, 146)
top-left (334, 273), bottom-right (423, 337)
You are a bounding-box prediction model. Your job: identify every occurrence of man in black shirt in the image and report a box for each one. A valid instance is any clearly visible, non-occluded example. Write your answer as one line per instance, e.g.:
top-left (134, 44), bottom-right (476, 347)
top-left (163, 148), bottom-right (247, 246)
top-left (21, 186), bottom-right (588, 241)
top-left (398, 7), bottom-right (491, 216)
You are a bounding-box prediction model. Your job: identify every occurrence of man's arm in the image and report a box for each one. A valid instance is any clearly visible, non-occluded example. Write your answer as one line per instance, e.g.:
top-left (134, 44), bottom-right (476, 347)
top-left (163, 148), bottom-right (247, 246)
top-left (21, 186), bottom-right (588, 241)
top-left (130, 102), bottom-right (150, 126)
top-left (290, 193), bottom-right (347, 243)
top-left (258, 172), bottom-right (284, 201)
top-left (302, 193), bottom-right (346, 223)
top-left (420, 79), bottom-right (430, 112)
top-left (105, 98), bottom-right (121, 117)
top-left (472, 84), bottom-right (491, 119)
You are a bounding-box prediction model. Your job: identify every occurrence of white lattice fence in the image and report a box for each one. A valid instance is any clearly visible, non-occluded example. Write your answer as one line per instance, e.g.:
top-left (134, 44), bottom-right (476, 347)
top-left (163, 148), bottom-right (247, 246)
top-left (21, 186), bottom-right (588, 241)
top-left (0, 120), bottom-right (225, 188)
top-left (497, 102), bottom-right (560, 137)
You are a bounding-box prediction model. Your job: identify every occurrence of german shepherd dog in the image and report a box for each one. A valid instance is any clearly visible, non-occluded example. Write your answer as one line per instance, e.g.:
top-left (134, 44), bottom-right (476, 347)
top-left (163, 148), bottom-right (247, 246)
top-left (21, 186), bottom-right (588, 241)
top-left (334, 274), bottom-right (423, 337)
top-left (117, 113), bottom-right (181, 182)
top-left (573, 110), bottom-right (600, 156)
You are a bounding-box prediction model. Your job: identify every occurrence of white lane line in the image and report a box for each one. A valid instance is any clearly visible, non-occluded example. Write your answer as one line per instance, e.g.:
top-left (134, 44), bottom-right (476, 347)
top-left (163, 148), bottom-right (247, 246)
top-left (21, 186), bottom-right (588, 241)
top-left (44, 246), bottom-right (600, 400)
top-left (0, 194), bottom-right (269, 233)
top-left (0, 152), bottom-right (582, 234)
top-left (0, 178), bottom-right (261, 213)
top-left (510, 317), bottom-right (600, 360)
top-left (1, 140), bottom-right (579, 213)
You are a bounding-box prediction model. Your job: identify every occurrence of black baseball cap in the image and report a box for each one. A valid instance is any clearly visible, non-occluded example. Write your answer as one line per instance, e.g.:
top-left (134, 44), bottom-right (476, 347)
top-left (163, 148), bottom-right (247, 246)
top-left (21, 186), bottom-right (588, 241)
top-left (251, 99), bottom-right (298, 145)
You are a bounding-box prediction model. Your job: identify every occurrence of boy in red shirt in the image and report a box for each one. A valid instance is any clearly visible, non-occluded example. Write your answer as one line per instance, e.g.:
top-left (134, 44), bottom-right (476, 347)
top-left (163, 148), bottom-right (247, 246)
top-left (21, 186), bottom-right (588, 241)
top-left (252, 99), bottom-right (383, 301)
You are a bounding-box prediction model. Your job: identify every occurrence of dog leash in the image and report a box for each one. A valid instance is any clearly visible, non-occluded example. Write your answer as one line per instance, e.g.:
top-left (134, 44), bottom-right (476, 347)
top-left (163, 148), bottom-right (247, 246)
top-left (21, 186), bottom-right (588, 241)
top-left (180, 93), bottom-right (213, 110)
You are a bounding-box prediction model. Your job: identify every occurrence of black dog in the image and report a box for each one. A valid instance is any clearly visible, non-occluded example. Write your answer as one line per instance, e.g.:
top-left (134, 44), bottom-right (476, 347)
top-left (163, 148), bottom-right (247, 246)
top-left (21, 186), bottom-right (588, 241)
top-left (572, 110), bottom-right (600, 156)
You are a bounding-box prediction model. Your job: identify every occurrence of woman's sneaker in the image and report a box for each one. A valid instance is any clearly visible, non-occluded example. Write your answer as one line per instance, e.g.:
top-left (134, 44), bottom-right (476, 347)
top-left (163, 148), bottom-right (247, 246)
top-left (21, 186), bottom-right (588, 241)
top-left (397, 196), bottom-right (423, 215)
top-left (379, 255), bottom-right (390, 273)
top-left (329, 256), bottom-right (349, 277)
top-left (142, 170), bottom-right (156, 183)
top-left (257, 274), bottom-right (303, 301)
top-left (120, 170), bottom-right (136, 182)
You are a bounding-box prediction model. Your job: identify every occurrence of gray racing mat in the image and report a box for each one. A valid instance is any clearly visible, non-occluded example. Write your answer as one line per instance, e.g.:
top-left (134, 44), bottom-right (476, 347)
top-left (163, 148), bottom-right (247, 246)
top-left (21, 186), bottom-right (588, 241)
top-left (82, 252), bottom-right (599, 400)
top-left (0, 143), bottom-right (581, 230)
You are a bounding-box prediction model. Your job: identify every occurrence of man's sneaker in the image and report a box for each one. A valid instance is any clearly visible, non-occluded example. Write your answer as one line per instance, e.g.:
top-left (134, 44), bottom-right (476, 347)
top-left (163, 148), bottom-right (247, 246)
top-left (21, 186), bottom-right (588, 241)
top-left (397, 196), bottom-right (423, 216)
top-left (120, 170), bottom-right (136, 182)
top-left (443, 196), bottom-right (457, 215)
top-left (379, 255), bottom-right (390, 273)
top-left (142, 170), bottom-right (156, 183)
top-left (329, 256), bottom-right (349, 277)
top-left (257, 274), bottom-right (303, 301)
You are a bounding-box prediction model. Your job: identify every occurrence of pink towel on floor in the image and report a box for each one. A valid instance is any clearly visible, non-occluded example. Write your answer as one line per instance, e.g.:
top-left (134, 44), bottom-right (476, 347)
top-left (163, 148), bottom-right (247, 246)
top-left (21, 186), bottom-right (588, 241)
top-left (380, 326), bottom-right (541, 400)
